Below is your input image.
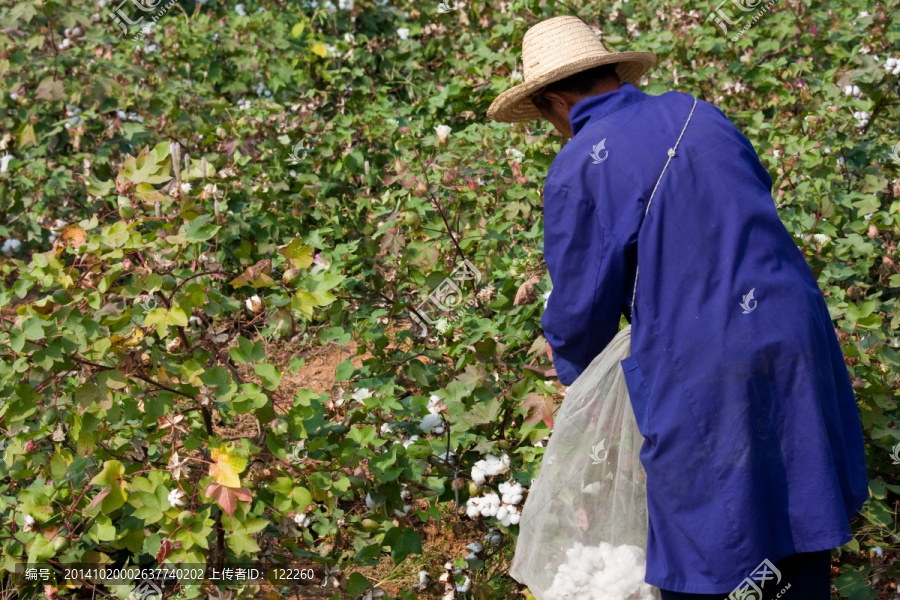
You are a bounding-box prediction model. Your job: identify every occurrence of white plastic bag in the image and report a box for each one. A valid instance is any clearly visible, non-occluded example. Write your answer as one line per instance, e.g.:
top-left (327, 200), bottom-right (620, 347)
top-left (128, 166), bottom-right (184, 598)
top-left (510, 325), bottom-right (659, 600)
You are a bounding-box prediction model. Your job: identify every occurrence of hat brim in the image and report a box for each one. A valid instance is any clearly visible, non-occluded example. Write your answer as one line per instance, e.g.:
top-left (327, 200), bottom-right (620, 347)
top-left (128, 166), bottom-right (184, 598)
top-left (487, 52), bottom-right (657, 123)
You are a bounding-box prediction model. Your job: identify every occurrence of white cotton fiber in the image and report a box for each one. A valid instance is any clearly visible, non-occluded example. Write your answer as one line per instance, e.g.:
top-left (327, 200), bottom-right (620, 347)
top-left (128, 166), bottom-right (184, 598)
top-left (544, 542), bottom-right (657, 600)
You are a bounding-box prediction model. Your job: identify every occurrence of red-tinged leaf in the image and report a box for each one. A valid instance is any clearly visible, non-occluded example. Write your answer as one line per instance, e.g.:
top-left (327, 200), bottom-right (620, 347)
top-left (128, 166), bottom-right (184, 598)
top-left (523, 365), bottom-right (557, 379)
top-left (229, 259), bottom-right (274, 289)
top-left (156, 538), bottom-right (173, 564)
top-left (205, 482), bottom-right (252, 516)
top-left (522, 393), bottom-right (554, 429)
top-left (90, 487), bottom-right (111, 509)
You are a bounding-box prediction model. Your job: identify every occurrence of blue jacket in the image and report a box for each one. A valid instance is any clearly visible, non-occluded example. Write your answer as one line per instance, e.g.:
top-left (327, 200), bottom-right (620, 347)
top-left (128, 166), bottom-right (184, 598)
top-left (540, 82), bottom-right (869, 593)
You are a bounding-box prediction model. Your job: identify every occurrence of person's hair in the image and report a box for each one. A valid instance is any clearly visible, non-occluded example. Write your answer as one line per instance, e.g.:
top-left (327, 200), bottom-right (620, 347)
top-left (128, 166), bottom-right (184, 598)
top-left (530, 63), bottom-right (620, 112)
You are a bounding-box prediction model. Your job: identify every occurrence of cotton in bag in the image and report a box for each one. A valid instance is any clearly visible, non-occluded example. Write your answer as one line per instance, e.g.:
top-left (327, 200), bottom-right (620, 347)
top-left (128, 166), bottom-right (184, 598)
top-left (509, 324), bottom-right (658, 600)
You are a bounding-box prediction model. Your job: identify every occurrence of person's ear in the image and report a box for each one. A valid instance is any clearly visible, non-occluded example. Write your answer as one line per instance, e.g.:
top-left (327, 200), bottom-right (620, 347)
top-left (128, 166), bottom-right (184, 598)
top-left (541, 90), bottom-right (569, 114)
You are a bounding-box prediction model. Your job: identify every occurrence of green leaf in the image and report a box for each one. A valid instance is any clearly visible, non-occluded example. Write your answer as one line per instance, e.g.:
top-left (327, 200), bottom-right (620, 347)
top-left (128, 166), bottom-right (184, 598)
top-left (182, 215), bottom-right (221, 243)
top-left (458, 397), bottom-right (501, 426)
top-left (382, 526), bottom-right (422, 564)
top-left (27, 534), bottom-right (56, 564)
top-left (253, 363), bottom-right (282, 390)
top-left (89, 460), bottom-right (128, 511)
top-left (346, 573), bottom-right (370, 595)
top-left (278, 238), bottom-right (313, 269)
top-left (226, 531), bottom-right (260, 556)
top-left (230, 336), bottom-right (265, 364)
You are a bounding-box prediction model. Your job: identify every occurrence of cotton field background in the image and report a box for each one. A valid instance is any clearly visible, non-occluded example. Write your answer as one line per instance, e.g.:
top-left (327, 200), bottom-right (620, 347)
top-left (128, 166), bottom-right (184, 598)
top-left (0, 0), bottom-right (898, 598)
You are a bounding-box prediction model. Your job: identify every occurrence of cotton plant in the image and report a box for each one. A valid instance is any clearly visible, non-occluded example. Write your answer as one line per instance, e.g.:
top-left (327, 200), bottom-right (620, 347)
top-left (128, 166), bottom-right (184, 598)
top-left (884, 57), bottom-right (900, 76)
top-left (311, 252), bottom-right (330, 274)
top-left (466, 479), bottom-right (524, 526)
top-left (438, 560), bottom-right (467, 599)
top-left (470, 453), bottom-right (510, 484)
top-left (351, 387), bottom-right (374, 404)
top-left (412, 570), bottom-right (431, 590)
top-left (2, 238), bottom-right (22, 257)
top-left (419, 394), bottom-right (447, 435)
top-left (22, 514), bottom-right (36, 533)
top-left (484, 528), bottom-right (503, 547)
top-left (506, 147), bottom-right (525, 162)
top-left (167, 488), bottom-right (187, 508)
top-left (435, 124), bottom-right (451, 144)
top-left (464, 541), bottom-right (483, 561)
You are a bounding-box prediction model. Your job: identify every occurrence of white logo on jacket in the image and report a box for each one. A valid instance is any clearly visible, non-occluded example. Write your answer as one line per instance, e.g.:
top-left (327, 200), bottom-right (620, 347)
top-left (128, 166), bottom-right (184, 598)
top-left (589, 139), bottom-right (608, 164)
top-left (740, 288), bottom-right (757, 314)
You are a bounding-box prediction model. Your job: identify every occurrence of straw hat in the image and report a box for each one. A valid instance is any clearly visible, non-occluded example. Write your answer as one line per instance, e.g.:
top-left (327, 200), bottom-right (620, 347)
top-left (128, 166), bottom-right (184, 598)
top-left (487, 16), bottom-right (657, 123)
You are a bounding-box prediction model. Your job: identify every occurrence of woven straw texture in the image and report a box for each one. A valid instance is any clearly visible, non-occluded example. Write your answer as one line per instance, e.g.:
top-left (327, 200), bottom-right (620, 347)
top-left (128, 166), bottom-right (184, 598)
top-left (487, 16), bottom-right (657, 123)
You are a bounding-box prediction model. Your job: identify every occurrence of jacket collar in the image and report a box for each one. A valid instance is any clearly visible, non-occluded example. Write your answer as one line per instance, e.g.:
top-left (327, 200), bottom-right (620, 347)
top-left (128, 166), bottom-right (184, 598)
top-left (568, 82), bottom-right (648, 137)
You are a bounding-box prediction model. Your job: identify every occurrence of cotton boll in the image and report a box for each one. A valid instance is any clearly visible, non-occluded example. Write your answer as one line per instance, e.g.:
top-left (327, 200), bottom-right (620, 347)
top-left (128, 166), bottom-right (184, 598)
top-left (471, 465), bottom-right (486, 485)
top-left (499, 480), bottom-right (524, 505)
top-left (496, 505), bottom-right (509, 523)
top-left (484, 529), bottom-right (503, 546)
top-left (473, 454), bottom-right (510, 480)
top-left (466, 541), bottom-right (483, 554)
top-left (437, 450), bottom-right (456, 464)
top-left (402, 434), bottom-right (419, 449)
top-left (427, 394), bottom-right (445, 414)
top-left (365, 492), bottom-right (382, 510)
top-left (420, 413), bottom-right (444, 434)
top-left (2, 238), bottom-right (22, 256)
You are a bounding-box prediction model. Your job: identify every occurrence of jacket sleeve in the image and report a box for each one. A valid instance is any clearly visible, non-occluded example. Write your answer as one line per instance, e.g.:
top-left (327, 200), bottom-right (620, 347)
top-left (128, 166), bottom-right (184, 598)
top-left (540, 182), bottom-right (628, 386)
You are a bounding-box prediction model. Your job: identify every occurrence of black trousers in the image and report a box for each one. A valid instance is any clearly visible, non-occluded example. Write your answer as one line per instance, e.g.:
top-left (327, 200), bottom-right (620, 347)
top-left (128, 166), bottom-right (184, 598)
top-left (659, 550), bottom-right (832, 600)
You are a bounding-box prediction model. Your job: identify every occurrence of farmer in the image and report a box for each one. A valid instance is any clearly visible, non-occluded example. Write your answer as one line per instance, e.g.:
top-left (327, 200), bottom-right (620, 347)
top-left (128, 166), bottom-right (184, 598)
top-left (487, 15), bottom-right (869, 600)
